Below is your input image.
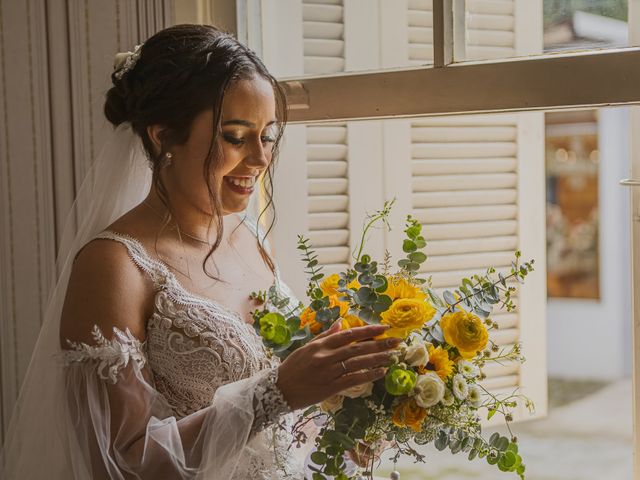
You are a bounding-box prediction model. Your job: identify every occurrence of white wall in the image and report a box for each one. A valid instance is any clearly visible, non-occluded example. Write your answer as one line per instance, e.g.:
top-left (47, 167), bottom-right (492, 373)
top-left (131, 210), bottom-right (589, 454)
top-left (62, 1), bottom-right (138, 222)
top-left (547, 107), bottom-right (633, 380)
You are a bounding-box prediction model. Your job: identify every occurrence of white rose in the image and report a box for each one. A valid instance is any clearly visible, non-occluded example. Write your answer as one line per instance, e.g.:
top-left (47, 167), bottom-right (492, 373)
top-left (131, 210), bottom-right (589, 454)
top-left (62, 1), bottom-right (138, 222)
top-left (404, 340), bottom-right (430, 367)
top-left (411, 372), bottom-right (445, 408)
top-left (341, 381), bottom-right (374, 399)
top-left (457, 360), bottom-right (480, 379)
top-left (452, 373), bottom-right (469, 400)
top-left (441, 388), bottom-right (455, 406)
top-left (467, 384), bottom-right (483, 408)
top-left (320, 394), bottom-right (344, 414)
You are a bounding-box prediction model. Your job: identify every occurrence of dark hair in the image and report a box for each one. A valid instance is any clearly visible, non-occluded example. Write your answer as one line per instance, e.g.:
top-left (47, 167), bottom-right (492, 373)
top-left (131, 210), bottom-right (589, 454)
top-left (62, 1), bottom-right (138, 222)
top-left (104, 24), bottom-right (287, 277)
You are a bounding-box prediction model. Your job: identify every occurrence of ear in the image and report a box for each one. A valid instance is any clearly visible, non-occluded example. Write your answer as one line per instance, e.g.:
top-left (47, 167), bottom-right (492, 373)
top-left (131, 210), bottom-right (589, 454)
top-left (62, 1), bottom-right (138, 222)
top-left (146, 125), bottom-right (166, 157)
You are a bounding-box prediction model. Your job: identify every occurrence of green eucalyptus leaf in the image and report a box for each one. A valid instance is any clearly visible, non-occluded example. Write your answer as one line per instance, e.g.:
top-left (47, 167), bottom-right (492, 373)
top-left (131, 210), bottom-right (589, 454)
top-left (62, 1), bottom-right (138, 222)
top-left (403, 240), bottom-right (417, 253)
top-left (408, 251), bottom-right (427, 263)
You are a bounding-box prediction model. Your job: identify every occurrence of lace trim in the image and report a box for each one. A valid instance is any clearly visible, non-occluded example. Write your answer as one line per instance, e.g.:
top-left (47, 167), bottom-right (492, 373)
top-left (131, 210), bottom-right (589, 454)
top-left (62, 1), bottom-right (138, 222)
top-left (63, 325), bottom-right (146, 384)
top-left (251, 367), bottom-right (292, 435)
top-left (92, 230), bottom-right (276, 325)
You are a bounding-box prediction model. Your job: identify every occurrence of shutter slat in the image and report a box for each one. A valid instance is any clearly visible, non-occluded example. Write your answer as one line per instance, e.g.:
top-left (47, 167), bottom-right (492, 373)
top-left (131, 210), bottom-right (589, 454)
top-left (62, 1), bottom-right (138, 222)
top-left (409, 44), bottom-right (434, 61)
top-left (491, 328), bottom-right (519, 346)
top-left (413, 189), bottom-right (517, 208)
top-left (482, 361), bottom-right (520, 379)
top-left (323, 263), bottom-right (351, 275)
top-left (412, 173), bottom-right (518, 192)
top-left (467, 13), bottom-right (514, 31)
top-left (424, 236), bottom-right (518, 256)
top-left (309, 212), bottom-right (349, 230)
top-left (308, 160), bottom-right (348, 178)
top-left (411, 126), bottom-right (517, 142)
top-left (466, 45), bottom-right (516, 60)
top-left (309, 178), bottom-right (348, 195)
top-left (316, 246), bottom-right (350, 264)
top-left (309, 229), bottom-right (350, 247)
top-left (303, 21), bottom-right (344, 39)
top-left (467, 29), bottom-right (514, 47)
top-left (492, 313), bottom-right (519, 329)
top-left (408, 26), bottom-right (433, 44)
top-left (412, 158), bottom-right (517, 175)
top-left (422, 220), bottom-right (517, 240)
top-left (481, 374), bottom-right (519, 390)
top-left (307, 126), bottom-right (347, 144)
top-left (303, 0), bottom-right (342, 5)
top-left (429, 266), bottom-right (514, 288)
top-left (304, 57), bottom-right (345, 74)
top-left (408, 10), bottom-right (433, 27)
top-left (307, 144), bottom-right (348, 160)
top-left (467, 0), bottom-right (514, 15)
top-left (420, 251), bottom-right (516, 273)
top-left (414, 205), bottom-right (517, 224)
top-left (412, 142), bottom-right (517, 158)
top-left (302, 4), bottom-right (343, 23)
top-left (304, 38), bottom-right (345, 57)
top-left (309, 194), bottom-right (349, 213)
top-left (408, 0), bottom-right (433, 11)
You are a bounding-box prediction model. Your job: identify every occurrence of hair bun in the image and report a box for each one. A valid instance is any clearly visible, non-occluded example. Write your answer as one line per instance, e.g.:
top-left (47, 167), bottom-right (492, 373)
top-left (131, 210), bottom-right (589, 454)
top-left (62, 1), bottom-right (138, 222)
top-left (104, 85), bottom-right (129, 127)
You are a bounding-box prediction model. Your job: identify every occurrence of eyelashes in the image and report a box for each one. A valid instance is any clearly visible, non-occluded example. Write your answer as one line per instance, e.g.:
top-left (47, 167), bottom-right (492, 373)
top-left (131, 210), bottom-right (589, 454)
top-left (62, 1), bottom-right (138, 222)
top-left (222, 133), bottom-right (276, 147)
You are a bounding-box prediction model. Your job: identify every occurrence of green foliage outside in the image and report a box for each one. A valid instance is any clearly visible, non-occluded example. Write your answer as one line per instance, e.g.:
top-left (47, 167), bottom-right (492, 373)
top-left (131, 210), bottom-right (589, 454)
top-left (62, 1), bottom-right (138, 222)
top-left (544, 0), bottom-right (628, 26)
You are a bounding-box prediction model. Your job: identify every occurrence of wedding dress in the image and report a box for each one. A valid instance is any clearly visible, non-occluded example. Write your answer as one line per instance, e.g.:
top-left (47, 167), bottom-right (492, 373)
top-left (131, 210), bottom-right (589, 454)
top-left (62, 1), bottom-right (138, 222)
top-left (0, 124), bottom-right (312, 479)
top-left (60, 224), bottom-right (306, 479)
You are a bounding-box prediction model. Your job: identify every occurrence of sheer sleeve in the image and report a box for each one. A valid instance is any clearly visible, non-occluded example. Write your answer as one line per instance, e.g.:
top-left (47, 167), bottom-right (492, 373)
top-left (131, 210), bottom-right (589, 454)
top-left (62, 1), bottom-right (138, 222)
top-left (62, 324), bottom-right (291, 480)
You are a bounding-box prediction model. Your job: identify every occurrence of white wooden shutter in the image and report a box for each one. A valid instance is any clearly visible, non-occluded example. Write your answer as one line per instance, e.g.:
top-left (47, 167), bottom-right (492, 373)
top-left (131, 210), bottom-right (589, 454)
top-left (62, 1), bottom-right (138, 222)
top-left (303, 1), bottom-right (351, 275)
top-left (466, 0), bottom-right (516, 60)
top-left (261, 0), bottom-right (385, 298)
top-left (260, 1), bottom-right (547, 422)
top-left (380, 0), bottom-right (547, 422)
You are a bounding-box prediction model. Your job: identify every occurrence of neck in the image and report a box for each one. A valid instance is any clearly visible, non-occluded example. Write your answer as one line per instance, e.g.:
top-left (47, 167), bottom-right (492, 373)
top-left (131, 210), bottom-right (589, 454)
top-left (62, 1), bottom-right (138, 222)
top-left (143, 185), bottom-right (226, 244)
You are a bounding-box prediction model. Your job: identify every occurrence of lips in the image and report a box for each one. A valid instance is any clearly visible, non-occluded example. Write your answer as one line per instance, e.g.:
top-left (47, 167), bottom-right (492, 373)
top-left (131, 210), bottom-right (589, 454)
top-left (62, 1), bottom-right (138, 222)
top-left (223, 176), bottom-right (256, 195)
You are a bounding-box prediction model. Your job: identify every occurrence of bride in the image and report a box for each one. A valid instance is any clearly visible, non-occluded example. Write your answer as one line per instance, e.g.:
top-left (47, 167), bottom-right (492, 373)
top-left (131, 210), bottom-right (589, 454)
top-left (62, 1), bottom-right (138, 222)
top-left (0, 24), bottom-right (399, 479)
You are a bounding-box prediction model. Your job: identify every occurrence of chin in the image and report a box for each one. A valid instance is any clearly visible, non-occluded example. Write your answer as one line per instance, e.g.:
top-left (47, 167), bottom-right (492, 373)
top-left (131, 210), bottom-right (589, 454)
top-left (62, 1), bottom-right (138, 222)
top-left (221, 200), bottom-right (250, 215)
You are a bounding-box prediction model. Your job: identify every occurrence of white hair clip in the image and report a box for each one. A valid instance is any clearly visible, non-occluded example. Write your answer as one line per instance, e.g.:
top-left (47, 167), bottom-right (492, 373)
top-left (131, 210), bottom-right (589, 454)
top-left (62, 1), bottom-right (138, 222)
top-left (113, 44), bottom-right (143, 80)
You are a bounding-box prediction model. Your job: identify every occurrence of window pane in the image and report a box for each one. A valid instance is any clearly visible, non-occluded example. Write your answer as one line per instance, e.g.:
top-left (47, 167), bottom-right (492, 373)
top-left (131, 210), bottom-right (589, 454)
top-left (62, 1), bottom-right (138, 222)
top-left (459, 0), bottom-right (633, 63)
top-left (275, 107), bottom-right (632, 480)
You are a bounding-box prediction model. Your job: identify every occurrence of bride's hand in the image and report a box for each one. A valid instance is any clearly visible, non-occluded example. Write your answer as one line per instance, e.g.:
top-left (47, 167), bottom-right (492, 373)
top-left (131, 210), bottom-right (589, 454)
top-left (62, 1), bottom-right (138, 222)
top-left (276, 322), bottom-right (401, 410)
top-left (347, 439), bottom-right (390, 468)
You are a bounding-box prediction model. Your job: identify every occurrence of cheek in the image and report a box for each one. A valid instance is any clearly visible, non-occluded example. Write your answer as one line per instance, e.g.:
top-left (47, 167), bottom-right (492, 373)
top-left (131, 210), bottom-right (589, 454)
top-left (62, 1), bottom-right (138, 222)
top-left (218, 145), bottom-right (243, 175)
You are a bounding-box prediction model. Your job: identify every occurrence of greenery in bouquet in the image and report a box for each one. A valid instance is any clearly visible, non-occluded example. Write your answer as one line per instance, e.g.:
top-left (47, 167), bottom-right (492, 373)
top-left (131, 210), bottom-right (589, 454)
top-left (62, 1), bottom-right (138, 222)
top-left (250, 201), bottom-right (535, 480)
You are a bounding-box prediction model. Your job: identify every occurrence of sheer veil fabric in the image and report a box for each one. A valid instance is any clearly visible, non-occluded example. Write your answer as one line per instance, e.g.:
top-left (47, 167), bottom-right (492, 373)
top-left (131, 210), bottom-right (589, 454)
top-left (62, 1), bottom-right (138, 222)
top-left (0, 124), bottom-right (301, 479)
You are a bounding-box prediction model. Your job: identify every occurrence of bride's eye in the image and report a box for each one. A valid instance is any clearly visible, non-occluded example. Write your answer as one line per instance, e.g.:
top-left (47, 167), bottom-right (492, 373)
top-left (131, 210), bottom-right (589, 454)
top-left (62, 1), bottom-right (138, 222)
top-left (261, 135), bottom-right (275, 145)
top-left (223, 134), bottom-right (244, 146)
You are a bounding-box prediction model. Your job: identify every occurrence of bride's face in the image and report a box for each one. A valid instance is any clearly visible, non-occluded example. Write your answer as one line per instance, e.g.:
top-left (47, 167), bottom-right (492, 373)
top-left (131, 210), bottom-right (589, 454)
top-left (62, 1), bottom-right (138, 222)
top-left (170, 75), bottom-right (278, 215)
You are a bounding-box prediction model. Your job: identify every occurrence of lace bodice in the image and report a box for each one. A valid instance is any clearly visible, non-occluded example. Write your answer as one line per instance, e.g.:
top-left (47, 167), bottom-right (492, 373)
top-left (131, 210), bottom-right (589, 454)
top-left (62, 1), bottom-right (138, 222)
top-left (62, 220), bottom-right (305, 479)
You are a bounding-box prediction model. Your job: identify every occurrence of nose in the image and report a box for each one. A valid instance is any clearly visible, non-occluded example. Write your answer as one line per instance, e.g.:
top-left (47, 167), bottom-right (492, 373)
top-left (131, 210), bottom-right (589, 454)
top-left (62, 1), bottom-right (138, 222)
top-left (245, 138), bottom-right (270, 170)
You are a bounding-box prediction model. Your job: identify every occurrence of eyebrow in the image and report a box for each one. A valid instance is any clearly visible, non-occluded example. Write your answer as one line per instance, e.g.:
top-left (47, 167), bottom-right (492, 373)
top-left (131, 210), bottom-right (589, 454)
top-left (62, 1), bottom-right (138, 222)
top-left (221, 119), bottom-right (278, 128)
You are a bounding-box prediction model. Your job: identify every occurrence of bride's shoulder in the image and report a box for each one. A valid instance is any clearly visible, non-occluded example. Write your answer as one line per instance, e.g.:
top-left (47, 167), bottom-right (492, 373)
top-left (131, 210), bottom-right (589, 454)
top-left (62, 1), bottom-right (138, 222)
top-left (59, 225), bottom-right (154, 348)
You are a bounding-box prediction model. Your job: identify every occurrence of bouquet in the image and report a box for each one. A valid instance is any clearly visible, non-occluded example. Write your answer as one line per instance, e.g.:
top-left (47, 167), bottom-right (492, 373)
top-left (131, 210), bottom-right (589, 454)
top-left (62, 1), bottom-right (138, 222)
top-left (251, 201), bottom-right (535, 480)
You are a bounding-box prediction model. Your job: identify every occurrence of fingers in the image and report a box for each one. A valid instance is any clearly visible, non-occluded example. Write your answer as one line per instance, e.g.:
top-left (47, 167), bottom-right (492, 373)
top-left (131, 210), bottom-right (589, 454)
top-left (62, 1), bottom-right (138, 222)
top-left (333, 336), bottom-right (402, 362)
top-left (339, 351), bottom-right (394, 375)
top-left (333, 366), bottom-right (387, 392)
top-left (321, 324), bottom-right (390, 349)
top-left (310, 319), bottom-right (341, 342)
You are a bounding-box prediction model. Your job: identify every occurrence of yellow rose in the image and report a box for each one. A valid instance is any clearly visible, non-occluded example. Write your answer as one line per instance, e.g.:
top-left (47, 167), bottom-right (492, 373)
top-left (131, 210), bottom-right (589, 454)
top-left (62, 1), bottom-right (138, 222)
top-left (379, 298), bottom-right (436, 339)
top-left (320, 274), bottom-right (360, 297)
top-left (341, 314), bottom-right (366, 330)
top-left (440, 311), bottom-right (489, 359)
top-left (384, 278), bottom-right (427, 301)
top-left (391, 398), bottom-right (428, 432)
top-left (299, 307), bottom-right (322, 334)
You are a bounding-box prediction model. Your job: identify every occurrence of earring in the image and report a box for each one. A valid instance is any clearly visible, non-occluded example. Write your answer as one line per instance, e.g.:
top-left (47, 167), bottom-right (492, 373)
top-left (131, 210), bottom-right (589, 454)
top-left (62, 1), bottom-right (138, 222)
top-left (164, 152), bottom-right (173, 167)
